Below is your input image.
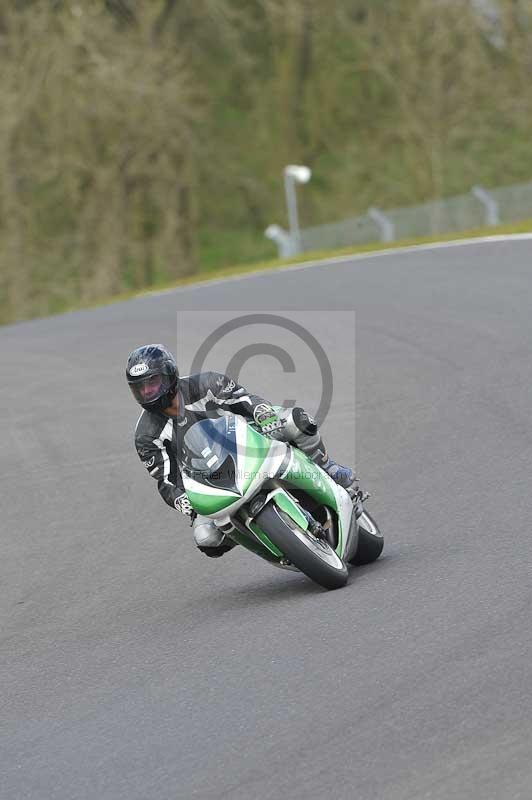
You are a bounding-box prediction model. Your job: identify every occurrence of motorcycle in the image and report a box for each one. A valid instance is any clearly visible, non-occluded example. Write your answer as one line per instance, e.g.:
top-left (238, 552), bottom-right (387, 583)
top-left (181, 414), bottom-right (383, 590)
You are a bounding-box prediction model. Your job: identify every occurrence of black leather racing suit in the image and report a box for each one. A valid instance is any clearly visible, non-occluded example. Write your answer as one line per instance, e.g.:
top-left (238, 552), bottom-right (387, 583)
top-left (135, 371), bottom-right (334, 553)
top-left (134, 372), bottom-right (278, 510)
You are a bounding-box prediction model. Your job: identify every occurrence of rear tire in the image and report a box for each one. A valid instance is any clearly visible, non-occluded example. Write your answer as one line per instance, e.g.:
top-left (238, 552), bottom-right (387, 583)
top-left (349, 509), bottom-right (383, 565)
top-left (255, 502), bottom-right (348, 590)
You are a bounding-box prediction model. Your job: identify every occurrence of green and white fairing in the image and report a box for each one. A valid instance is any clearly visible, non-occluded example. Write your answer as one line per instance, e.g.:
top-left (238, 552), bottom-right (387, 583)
top-left (181, 414), bottom-right (357, 566)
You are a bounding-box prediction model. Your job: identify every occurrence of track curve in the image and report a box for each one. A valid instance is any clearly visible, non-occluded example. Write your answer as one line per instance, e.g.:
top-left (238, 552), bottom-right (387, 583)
top-left (2, 239), bottom-right (532, 800)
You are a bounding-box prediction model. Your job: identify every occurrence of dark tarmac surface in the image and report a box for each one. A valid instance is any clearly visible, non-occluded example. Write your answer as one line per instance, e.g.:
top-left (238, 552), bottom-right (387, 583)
top-left (2, 238), bottom-right (532, 799)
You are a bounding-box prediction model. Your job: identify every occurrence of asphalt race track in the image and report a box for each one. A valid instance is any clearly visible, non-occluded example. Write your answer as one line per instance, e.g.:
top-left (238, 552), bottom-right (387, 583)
top-left (2, 238), bottom-right (532, 800)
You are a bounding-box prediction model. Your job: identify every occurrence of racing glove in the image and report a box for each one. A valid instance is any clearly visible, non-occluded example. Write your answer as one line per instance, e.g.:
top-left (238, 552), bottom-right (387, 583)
top-left (253, 403), bottom-right (284, 435)
top-left (174, 493), bottom-right (193, 516)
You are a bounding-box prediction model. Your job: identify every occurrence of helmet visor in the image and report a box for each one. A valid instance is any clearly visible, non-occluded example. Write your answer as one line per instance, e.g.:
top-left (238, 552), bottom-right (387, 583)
top-left (129, 373), bottom-right (173, 406)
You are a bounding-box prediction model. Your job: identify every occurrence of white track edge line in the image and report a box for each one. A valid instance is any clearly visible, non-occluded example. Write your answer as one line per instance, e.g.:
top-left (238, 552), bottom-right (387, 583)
top-left (145, 233), bottom-right (532, 298)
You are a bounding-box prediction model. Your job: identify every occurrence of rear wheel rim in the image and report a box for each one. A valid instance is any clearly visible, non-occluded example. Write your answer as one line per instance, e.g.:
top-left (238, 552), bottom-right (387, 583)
top-left (358, 511), bottom-right (382, 538)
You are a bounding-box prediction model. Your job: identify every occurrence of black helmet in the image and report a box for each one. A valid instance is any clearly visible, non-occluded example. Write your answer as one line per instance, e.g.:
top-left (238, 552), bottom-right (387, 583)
top-left (126, 344), bottom-right (178, 412)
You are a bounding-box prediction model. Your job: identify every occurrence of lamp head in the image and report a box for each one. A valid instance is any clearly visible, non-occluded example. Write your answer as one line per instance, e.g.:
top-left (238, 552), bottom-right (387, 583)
top-left (284, 164), bottom-right (312, 184)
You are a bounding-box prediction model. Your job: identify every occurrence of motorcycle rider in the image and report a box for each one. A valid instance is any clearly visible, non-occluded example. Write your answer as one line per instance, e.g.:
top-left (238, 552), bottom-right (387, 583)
top-left (127, 344), bottom-right (359, 557)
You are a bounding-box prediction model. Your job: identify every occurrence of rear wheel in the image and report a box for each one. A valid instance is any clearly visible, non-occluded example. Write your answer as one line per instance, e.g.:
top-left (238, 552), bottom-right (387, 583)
top-left (349, 509), bottom-right (383, 565)
top-left (255, 502), bottom-right (348, 590)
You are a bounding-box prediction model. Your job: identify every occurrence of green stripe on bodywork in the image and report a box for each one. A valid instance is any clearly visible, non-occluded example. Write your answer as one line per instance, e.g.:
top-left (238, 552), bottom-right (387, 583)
top-left (185, 490), bottom-right (239, 516)
top-left (228, 526), bottom-right (282, 563)
top-left (283, 449), bottom-right (344, 555)
top-left (283, 448), bottom-right (337, 509)
top-left (241, 424), bottom-right (272, 494)
top-left (273, 492), bottom-right (309, 532)
top-left (248, 521), bottom-right (284, 557)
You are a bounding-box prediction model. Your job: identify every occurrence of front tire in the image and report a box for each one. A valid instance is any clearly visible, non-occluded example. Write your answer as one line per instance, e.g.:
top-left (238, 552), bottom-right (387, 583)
top-left (255, 502), bottom-right (348, 590)
top-left (349, 509), bottom-right (383, 565)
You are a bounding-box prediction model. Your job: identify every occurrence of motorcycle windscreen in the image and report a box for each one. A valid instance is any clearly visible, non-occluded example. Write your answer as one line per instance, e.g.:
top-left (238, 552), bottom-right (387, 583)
top-left (183, 417), bottom-right (239, 493)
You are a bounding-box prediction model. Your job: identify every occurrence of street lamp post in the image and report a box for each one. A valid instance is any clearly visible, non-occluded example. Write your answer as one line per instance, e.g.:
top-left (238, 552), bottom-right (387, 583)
top-left (283, 164), bottom-right (311, 255)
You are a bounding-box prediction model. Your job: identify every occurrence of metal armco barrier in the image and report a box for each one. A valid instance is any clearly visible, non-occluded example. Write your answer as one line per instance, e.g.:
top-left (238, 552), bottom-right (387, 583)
top-left (267, 179), bottom-right (532, 256)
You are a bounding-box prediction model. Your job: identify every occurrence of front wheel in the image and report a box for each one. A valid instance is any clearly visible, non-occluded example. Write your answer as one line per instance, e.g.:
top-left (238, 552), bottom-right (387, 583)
top-left (255, 502), bottom-right (348, 590)
top-left (348, 509), bottom-right (383, 565)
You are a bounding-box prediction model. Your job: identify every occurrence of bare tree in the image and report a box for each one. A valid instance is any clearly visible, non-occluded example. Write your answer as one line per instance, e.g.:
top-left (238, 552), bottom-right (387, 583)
top-left (0, 1), bottom-right (199, 323)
